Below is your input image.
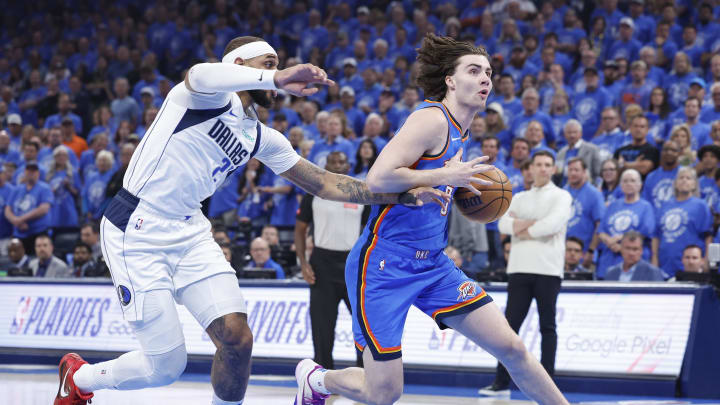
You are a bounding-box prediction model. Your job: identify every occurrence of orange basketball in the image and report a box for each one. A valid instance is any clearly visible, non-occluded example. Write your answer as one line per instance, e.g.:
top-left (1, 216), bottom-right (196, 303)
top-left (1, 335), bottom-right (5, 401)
top-left (454, 167), bottom-right (512, 223)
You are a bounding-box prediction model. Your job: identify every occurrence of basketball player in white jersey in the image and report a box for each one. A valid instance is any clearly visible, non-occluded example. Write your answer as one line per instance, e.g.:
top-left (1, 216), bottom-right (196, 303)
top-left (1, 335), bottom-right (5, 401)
top-left (54, 36), bottom-right (486, 405)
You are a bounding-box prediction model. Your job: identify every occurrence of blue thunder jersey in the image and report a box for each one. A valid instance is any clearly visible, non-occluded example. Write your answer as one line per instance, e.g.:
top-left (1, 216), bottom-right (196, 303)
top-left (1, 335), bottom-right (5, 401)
top-left (364, 101), bottom-right (469, 251)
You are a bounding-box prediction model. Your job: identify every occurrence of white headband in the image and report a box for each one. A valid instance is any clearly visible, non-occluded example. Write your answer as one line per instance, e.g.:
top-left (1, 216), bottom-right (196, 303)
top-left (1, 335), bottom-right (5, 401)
top-left (222, 41), bottom-right (277, 64)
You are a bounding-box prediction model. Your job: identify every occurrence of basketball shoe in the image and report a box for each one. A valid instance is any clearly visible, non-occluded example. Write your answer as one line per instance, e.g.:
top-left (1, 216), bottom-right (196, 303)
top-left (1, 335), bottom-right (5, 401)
top-left (294, 359), bottom-right (330, 405)
top-left (54, 353), bottom-right (94, 405)
top-left (478, 382), bottom-right (511, 397)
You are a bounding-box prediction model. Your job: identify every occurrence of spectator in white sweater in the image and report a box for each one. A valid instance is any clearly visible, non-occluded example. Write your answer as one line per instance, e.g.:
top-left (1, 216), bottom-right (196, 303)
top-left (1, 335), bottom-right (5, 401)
top-left (480, 150), bottom-right (572, 396)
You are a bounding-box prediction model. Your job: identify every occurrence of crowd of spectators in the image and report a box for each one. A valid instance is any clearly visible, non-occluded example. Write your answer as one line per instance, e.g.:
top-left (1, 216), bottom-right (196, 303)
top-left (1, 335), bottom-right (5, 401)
top-left (2, 0), bottom-right (720, 282)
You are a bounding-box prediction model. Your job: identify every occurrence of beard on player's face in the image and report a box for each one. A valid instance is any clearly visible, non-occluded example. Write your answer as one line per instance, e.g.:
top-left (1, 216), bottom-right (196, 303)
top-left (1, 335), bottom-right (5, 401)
top-left (249, 89), bottom-right (273, 108)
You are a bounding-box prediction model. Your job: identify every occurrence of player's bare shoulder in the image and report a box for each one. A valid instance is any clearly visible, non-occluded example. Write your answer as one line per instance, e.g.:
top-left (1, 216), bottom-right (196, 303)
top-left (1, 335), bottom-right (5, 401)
top-left (391, 105), bottom-right (449, 155)
top-left (400, 107), bottom-right (448, 136)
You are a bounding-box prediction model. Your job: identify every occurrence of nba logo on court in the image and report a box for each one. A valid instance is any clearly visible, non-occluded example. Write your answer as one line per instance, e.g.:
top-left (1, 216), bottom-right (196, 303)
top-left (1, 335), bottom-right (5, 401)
top-left (135, 218), bottom-right (143, 230)
top-left (456, 281), bottom-right (477, 301)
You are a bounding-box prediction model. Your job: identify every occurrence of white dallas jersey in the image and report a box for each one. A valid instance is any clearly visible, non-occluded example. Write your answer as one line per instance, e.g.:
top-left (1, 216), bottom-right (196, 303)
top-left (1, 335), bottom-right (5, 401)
top-left (123, 83), bottom-right (300, 217)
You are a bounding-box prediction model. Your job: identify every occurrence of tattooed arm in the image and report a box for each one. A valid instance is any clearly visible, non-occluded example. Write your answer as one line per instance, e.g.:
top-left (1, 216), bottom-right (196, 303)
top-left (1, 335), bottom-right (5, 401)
top-left (281, 157), bottom-right (448, 205)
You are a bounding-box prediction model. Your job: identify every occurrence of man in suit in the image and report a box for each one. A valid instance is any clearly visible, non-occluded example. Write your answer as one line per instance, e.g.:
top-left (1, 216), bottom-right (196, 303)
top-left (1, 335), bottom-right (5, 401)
top-left (556, 119), bottom-right (602, 184)
top-left (28, 234), bottom-right (71, 277)
top-left (605, 231), bottom-right (665, 281)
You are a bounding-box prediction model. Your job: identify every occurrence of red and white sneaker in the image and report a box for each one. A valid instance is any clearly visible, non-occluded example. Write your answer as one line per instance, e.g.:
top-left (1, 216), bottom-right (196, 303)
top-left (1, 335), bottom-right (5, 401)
top-left (54, 353), bottom-right (94, 405)
top-left (294, 359), bottom-right (329, 405)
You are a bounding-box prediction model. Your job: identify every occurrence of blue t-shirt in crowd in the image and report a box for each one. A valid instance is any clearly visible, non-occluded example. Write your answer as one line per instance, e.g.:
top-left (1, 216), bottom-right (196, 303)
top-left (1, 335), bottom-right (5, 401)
top-left (44, 113), bottom-right (83, 134)
top-left (655, 197), bottom-right (712, 277)
top-left (48, 170), bottom-right (81, 228)
top-left (509, 110), bottom-right (556, 145)
top-left (0, 182), bottom-right (17, 238)
top-left (602, 184), bottom-right (625, 206)
top-left (247, 258), bottom-right (285, 279)
top-left (505, 164), bottom-right (524, 194)
top-left (606, 38), bottom-right (643, 62)
top-left (699, 175), bottom-right (720, 211)
top-left (7, 181), bottom-right (54, 238)
top-left (642, 166), bottom-right (680, 210)
top-left (353, 136), bottom-right (387, 154)
top-left (209, 170), bottom-right (241, 218)
top-left (596, 198), bottom-right (656, 279)
top-left (0, 148), bottom-right (21, 167)
top-left (664, 72), bottom-right (698, 110)
top-left (591, 130), bottom-right (623, 161)
top-left (82, 169), bottom-right (116, 219)
top-left (497, 98), bottom-right (523, 125)
top-left (573, 87), bottom-right (613, 141)
top-left (700, 103), bottom-right (720, 123)
top-left (308, 137), bottom-right (356, 168)
top-left (564, 182), bottom-right (605, 252)
top-left (79, 149), bottom-right (101, 181)
top-left (38, 145), bottom-right (79, 174)
top-left (269, 175), bottom-right (299, 227)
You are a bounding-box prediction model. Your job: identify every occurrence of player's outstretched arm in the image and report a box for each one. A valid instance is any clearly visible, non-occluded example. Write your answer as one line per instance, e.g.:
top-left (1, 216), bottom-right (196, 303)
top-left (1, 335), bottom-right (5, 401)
top-left (184, 62), bottom-right (333, 96)
top-left (281, 158), bottom-right (450, 207)
top-left (365, 108), bottom-right (494, 196)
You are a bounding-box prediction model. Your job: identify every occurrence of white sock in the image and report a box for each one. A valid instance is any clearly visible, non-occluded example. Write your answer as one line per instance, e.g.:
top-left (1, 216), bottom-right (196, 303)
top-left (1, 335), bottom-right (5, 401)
top-left (212, 392), bottom-right (243, 404)
top-left (73, 361), bottom-right (116, 393)
top-left (308, 368), bottom-right (330, 395)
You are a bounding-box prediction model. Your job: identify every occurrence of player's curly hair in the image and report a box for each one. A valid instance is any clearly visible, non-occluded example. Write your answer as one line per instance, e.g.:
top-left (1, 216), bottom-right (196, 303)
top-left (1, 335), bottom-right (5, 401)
top-left (415, 33), bottom-right (489, 101)
top-left (223, 36), bottom-right (265, 59)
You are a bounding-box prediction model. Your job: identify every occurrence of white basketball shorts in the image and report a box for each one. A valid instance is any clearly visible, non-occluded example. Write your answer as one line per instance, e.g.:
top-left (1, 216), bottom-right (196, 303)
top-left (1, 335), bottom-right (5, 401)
top-left (100, 188), bottom-right (241, 322)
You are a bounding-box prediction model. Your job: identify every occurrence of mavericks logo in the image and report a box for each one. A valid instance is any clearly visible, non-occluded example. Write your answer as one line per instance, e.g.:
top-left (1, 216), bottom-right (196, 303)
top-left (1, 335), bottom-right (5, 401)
top-left (117, 285), bottom-right (132, 306)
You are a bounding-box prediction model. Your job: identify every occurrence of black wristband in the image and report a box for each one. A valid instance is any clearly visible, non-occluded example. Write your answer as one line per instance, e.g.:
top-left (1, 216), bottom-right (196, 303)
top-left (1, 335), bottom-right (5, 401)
top-left (398, 191), bottom-right (415, 205)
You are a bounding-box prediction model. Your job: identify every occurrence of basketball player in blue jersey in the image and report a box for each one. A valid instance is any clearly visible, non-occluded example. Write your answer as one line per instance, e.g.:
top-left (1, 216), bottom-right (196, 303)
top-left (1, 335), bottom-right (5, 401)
top-left (54, 36), bottom-right (476, 405)
top-left (294, 34), bottom-right (570, 405)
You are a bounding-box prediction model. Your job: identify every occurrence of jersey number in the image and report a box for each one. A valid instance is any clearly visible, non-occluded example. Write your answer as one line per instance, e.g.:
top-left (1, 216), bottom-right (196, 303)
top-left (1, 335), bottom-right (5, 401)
top-left (212, 158), bottom-right (232, 182)
top-left (440, 186), bottom-right (454, 216)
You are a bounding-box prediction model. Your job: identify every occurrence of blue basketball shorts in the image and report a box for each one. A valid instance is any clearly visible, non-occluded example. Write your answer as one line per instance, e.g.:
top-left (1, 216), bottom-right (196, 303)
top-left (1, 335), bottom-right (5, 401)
top-left (346, 230), bottom-right (493, 361)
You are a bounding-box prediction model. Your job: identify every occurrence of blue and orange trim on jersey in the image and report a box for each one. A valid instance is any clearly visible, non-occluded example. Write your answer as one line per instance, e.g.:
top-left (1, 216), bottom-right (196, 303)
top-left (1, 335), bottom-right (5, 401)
top-left (420, 100), bottom-right (470, 162)
top-left (431, 289), bottom-right (493, 329)
top-left (355, 205), bottom-right (403, 360)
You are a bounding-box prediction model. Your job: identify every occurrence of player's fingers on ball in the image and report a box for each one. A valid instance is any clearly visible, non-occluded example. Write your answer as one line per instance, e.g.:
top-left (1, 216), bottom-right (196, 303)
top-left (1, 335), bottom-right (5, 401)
top-left (435, 189), bottom-right (451, 202)
top-left (469, 156), bottom-right (489, 165)
top-left (466, 184), bottom-right (483, 197)
top-left (471, 164), bottom-right (495, 174)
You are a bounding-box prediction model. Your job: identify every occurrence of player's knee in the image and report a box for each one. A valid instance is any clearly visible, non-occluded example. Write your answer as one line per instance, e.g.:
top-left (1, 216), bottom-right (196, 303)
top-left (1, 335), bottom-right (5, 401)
top-left (148, 345), bottom-right (187, 386)
top-left (368, 386), bottom-right (403, 405)
top-left (366, 379), bottom-right (402, 405)
top-left (212, 314), bottom-right (253, 355)
top-left (497, 335), bottom-right (528, 367)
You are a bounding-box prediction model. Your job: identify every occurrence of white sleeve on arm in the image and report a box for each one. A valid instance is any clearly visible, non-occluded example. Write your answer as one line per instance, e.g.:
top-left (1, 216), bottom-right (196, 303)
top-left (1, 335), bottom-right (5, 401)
top-left (527, 189), bottom-right (573, 238)
top-left (497, 195), bottom-right (519, 235)
top-left (254, 124), bottom-right (301, 175)
top-left (187, 63), bottom-right (277, 94)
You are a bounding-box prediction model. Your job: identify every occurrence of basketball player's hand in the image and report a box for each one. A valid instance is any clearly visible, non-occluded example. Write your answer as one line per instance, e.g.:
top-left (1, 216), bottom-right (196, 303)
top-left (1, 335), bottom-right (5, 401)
top-left (401, 186), bottom-right (451, 207)
top-left (274, 64), bottom-right (335, 97)
top-left (301, 262), bottom-right (316, 285)
top-left (443, 148), bottom-right (494, 196)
